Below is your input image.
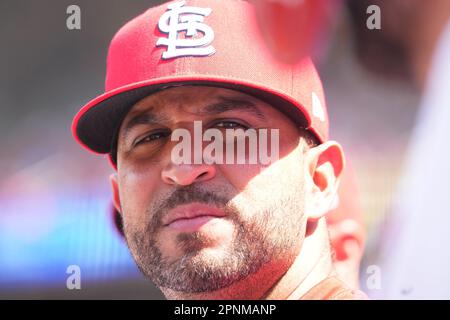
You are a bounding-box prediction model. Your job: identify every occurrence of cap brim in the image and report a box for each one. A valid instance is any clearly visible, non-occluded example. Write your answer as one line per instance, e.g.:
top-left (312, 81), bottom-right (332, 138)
top-left (72, 76), bottom-right (312, 154)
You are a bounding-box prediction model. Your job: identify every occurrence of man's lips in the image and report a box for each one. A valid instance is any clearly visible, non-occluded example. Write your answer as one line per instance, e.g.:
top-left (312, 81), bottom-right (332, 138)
top-left (162, 203), bottom-right (227, 228)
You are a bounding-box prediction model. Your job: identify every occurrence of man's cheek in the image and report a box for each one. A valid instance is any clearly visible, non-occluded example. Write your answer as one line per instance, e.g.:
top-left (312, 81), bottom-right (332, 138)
top-left (120, 194), bottom-right (152, 236)
top-left (119, 174), bottom-right (158, 212)
top-left (119, 162), bottom-right (162, 189)
top-left (218, 164), bottom-right (264, 191)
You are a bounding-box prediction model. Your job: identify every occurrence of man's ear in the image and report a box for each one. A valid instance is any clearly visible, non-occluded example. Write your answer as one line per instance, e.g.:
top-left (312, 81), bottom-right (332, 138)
top-left (305, 141), bottom-right (345, 221)
top-left (110, 173), bottom-right (122, 214)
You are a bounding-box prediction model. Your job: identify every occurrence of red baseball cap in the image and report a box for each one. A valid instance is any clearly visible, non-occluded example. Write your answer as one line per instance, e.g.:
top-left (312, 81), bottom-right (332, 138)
top-left (72, 0), bottom-right (329, 158)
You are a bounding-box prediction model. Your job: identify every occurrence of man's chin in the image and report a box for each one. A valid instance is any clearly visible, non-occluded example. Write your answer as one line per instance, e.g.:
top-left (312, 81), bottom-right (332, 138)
top-left (150, 248), bottom-right (246, 293)
top-left (170, 238), bottom-right (235, 267)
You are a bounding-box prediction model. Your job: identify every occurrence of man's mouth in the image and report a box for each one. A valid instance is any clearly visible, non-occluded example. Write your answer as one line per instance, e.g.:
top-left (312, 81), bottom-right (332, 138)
top-left (162, 203), bottom-right (227, 232)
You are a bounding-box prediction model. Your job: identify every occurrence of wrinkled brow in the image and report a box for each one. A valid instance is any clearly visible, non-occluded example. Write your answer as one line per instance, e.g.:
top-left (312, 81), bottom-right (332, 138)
top-left (199, 96), bottom-right (266, 120)
top-left (121, 95), bottom-right (267, 139)
top-left (122, 110), bottom-right (169, 138)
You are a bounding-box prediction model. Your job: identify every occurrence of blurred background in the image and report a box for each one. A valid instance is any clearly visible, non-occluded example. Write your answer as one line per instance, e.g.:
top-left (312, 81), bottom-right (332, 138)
top-left (0, 0), bottom-right (446, 299)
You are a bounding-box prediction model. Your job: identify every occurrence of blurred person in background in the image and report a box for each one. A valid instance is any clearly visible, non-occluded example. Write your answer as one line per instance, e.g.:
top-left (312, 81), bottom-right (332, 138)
top-left (371, 0), bottom-right (450, 299)
top-left (345, 0), bottom-right (450, 298)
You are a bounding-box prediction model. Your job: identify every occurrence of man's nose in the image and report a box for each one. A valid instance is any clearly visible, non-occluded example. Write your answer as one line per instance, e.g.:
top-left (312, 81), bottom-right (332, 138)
top-left (161, 163), bottom-right (216, 186)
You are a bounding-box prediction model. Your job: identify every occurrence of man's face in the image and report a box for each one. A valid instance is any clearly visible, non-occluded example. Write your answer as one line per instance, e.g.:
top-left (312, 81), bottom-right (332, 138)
top-left (114, 86), bottom-right (313, 293)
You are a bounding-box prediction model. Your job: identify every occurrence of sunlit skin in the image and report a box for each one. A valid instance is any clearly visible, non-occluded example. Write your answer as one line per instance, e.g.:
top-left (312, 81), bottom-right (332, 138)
top-left (110, 85), bottom-right (345, 300)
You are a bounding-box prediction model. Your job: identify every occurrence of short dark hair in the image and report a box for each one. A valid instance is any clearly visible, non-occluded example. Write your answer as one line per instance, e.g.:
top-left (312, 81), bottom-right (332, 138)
top-left (300, 128), bottom-right (320, 149)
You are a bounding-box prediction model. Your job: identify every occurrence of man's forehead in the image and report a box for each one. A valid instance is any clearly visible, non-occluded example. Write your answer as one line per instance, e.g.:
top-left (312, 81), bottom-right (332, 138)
top-left (125, 85), bottom-right (257, 118)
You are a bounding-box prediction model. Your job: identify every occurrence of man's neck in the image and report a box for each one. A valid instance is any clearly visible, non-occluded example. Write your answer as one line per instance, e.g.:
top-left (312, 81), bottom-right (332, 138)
top-left (263, 218), bottom-right (334, 300)
top-left (162, 218), bottom-right (334, 300)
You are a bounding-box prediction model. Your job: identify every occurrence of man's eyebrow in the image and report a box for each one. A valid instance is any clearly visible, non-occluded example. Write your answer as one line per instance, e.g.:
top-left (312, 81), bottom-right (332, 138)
top-left (122, 109), bottom-right (169, 138)
top-left (121, 96), bottom-right (266, 139)
top-left (200, 96), bottom-right (266, 120)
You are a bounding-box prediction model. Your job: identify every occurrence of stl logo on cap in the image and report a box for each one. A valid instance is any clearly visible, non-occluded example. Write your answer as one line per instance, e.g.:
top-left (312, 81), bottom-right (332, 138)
top-left (156, 0), bottom-right (216, 59)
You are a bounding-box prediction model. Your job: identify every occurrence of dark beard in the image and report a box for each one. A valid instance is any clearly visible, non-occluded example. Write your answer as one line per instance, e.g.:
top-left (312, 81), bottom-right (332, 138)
top-left (124, 184), bottom-right (302, 293)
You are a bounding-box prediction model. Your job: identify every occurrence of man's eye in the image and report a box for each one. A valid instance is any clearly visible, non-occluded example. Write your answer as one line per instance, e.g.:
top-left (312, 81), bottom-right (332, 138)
top-left (134, 130), bottom-right (170, 146)
top-left (213, 120), bottom-right (248, 130)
